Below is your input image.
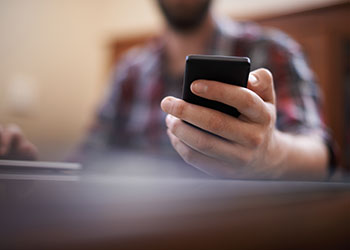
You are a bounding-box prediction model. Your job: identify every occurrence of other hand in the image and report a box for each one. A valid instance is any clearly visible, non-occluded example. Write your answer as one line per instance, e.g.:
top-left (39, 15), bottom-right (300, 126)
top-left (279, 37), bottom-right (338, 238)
top-left (0, 124), bottom-right (38, 160)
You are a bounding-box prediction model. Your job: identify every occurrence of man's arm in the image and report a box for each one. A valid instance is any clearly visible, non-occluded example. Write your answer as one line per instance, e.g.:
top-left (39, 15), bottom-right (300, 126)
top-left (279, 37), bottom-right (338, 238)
top-left (161, 69), bottom-right (328, 180)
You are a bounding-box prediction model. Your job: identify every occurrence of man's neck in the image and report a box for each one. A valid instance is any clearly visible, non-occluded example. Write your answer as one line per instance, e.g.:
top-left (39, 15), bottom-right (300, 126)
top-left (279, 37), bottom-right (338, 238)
top-left (164, 14), bottom-right (215, 77)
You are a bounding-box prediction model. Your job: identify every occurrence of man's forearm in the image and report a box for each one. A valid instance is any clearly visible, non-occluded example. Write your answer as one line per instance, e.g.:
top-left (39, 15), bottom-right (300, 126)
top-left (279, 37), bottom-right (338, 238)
top-left (276, 131), bottom-right (329, 180)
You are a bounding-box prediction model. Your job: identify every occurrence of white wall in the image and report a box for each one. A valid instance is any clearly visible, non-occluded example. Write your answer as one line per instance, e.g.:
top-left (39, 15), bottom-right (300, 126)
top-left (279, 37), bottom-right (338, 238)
top-left (0, 0), bottom-right (163, 160)
top-left (0, 0), bottom-right (340, 160)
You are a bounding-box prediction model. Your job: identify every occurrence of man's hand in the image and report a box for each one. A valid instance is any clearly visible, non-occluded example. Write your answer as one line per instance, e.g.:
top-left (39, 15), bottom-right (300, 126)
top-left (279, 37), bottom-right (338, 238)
top-left (161, 68), bottom-right (327, 179)
top-left (0, 124), bottom-right (38, 160)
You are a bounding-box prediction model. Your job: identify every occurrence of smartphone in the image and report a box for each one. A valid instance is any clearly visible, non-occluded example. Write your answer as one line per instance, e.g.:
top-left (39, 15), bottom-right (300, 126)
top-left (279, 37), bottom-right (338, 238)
top-left (182, 55), bottom-right (250, 117)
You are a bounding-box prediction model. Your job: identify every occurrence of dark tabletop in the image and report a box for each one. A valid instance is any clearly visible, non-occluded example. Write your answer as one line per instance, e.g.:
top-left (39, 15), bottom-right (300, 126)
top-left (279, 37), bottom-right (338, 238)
top-left (1, 152), bottom-right (350, 250)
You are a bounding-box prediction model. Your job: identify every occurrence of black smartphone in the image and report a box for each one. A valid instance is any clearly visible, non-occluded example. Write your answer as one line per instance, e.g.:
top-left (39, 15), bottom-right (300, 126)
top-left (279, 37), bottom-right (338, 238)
top-left (182, 55), bottom-right (250, 117)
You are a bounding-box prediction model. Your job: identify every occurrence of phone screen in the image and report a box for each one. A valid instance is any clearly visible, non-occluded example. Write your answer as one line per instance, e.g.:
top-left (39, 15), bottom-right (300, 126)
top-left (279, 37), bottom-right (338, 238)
top-left (182, 55), bottom-right (250, 117)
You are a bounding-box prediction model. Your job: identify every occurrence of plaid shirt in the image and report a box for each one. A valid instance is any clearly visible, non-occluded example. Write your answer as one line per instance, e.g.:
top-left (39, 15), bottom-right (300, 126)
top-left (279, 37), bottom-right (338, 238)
top-left (79, 18), bottom-right (334, 166)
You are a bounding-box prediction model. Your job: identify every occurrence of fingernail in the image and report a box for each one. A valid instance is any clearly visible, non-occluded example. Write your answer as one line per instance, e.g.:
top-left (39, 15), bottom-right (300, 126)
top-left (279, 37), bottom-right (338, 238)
top-left (249, 74), bottom-right (258, 85)
top-left (161, 97), bottom-right (173, 112)
top-left (191, 81), bottom-right (208, 94)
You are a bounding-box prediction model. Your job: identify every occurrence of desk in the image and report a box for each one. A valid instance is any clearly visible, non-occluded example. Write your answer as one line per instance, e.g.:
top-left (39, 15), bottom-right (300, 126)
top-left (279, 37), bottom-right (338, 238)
top-left (1, 157), bottom-right (350, 250)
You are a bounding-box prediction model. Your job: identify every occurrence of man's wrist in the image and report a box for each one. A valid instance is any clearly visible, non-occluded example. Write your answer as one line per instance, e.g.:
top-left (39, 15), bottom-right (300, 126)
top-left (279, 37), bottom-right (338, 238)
top-left (266, 129), bottom-right (290, 176)
top-left (267, 129), bottom-right (329, 179)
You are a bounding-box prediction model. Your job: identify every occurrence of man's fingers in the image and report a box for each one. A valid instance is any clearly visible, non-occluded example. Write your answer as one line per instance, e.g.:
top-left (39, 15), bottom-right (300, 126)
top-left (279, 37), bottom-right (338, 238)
top-left (247, 68), bottom-right (276, 104)
top-left (167, 129), bottom-right (238, 178)
top-left (0, 124), bottom-right (38, 160)
top-left (16, 141), bottom-right (38, 160)
top-left (166, 115), bottom-right (254, 163)
top-left (189, 78), bottom-right (271, 124)
top-left (0, 124), bottom-right (22, 155)
top-left (161, 97), bottom-right (261, 146)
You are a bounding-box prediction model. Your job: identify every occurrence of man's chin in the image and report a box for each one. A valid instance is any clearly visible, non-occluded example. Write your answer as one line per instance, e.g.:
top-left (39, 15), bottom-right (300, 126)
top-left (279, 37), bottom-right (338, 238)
top-left (168, 19), bottom-right (207, 34)
top-left (157, 0), bottom-right (212, 33)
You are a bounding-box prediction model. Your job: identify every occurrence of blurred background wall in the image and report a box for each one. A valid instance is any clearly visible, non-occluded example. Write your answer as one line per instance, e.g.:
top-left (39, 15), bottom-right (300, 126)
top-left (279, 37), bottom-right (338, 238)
top-left (0, 0), bottom-right (163, 159)
top-left (0, 0), bottom-right (347, 161)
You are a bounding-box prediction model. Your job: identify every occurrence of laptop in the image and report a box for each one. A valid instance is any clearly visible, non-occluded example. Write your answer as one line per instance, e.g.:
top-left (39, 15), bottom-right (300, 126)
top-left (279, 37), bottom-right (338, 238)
top-left (0, 159), bottom-right (82, 181)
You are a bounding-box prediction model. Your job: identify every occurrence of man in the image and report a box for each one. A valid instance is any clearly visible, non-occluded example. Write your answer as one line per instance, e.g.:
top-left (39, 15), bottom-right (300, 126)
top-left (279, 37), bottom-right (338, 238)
top-left (0, 0), bottom-right (334, 179)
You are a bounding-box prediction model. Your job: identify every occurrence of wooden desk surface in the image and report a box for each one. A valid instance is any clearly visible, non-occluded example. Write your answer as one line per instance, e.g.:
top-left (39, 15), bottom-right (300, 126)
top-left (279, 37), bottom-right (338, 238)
top-left (1, 172), bottom-right (349, 250)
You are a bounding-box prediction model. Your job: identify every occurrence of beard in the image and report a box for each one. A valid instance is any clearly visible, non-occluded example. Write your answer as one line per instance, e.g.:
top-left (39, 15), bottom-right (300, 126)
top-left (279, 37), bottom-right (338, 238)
top-left (157, 0), bottom-right (212, 33)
